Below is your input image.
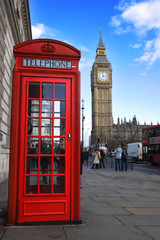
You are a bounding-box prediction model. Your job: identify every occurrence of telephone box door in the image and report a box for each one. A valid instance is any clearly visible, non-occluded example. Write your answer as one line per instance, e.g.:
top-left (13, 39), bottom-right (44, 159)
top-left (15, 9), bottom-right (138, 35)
top-left (18, 77), bottom-right (71, 223)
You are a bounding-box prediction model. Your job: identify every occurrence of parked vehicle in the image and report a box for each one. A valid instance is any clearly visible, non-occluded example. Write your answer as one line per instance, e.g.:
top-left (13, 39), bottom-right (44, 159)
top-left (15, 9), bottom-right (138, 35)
top-left (142, 124), bottom-right (160, 165)
top-left (127, 142), bottom-right (143, 162)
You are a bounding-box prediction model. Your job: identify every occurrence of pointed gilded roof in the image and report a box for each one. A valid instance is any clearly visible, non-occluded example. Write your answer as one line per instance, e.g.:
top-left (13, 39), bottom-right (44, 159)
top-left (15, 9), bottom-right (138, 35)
top-left (95, 30), bottom-right (109, 63)
top-left (98, 30), bottom-right (105, 49)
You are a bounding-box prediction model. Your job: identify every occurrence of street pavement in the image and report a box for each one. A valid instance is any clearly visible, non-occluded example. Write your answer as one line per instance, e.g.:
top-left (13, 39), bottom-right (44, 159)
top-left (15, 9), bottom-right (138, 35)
top-left (1, 158), bottom-right (160, 240)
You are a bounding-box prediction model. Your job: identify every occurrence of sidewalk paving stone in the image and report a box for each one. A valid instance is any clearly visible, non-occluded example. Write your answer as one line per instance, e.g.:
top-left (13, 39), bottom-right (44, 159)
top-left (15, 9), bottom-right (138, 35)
top-left (3, 227), bottom-right (66, 240)
top-left (140, 227), bottom-right (160, 240)
top-left (64, 225), bottom-right (153, 240)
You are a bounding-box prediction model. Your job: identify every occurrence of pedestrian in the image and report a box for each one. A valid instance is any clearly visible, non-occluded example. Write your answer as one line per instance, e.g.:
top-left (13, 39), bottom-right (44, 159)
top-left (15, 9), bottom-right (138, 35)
top-left (91, 149), bottom-right (100, 169)
top-left (114, 145), bottom-right (122, 171)
top-left (121, 143), bottom-right (128, 171)
top-left (100, 149), bottom-right (105, 168)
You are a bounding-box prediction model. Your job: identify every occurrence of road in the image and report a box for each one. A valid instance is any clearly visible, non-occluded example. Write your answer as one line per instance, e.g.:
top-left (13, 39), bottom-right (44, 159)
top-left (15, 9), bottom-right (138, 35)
top-left (85, 156), bottom-right (160, 176)
top-left (133, 162), bottom-right (160, 175)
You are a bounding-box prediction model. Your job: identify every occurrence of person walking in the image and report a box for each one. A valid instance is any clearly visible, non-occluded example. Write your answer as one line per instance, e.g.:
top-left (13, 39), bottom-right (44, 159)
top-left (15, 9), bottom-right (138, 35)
top-left (91, 149), bottom-right (100, 169)
top-left (100, 149), bottom-right (105, 168)
top-left (121, 143), bottom-right (128, 171)
top-left (114, 145), bottom-right (122, 171)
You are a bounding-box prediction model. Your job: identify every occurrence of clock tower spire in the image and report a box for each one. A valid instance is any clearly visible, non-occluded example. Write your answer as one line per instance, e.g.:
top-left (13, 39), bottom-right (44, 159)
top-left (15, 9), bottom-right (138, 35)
top-left (91, 32), bottom-right (113, 145)
top-left (96, 30), bottom-right (109, 63)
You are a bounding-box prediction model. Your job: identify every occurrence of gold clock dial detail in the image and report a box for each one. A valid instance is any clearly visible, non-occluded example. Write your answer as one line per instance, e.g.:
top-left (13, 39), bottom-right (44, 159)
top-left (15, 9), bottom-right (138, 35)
top-left (98, 71), bottom-right (108, 81)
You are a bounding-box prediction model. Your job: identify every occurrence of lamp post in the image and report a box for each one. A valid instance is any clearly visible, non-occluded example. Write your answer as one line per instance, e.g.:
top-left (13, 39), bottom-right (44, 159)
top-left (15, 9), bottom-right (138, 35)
top-left (81, 99), bottom-right (85, 149)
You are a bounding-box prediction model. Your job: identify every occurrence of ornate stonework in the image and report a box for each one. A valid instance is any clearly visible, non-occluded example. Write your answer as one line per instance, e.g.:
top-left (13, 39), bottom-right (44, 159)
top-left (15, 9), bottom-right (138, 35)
top-left (91, 32), bottom-right (113, 145)
top-left (0, 0), bottom-right (32, 183)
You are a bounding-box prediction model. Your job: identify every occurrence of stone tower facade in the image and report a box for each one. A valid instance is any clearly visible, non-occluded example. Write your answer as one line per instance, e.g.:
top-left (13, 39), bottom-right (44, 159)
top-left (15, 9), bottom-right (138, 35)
top-left (91, 32), bottom-right (113, 144)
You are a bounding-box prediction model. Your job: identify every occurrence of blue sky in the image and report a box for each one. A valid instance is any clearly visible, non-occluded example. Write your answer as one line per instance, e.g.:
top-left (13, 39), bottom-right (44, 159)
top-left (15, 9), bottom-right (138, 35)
top-left (29, 0), bottom-right (160, 145)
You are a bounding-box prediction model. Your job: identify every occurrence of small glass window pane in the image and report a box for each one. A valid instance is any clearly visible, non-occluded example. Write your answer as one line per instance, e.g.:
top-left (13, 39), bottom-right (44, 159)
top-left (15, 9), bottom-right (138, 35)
top-left (40, 176), bottom-right (51, 194)
top-left (41, 138), bottom-right (52, 154)
top-left (54, 138), bottom-right (65, 154)
top-left (28, 119), bottom-right (39, 135)
top-left (26, 176), bottom-right (38, 194)
top-left (54, 83), bottom-right (65, 99)
top-left (54, 157), bottom-right (65, 174)
top-left (29, 82), bottom-right (40, 98)
top-left (26, 157), bottom-right (38, 174)
top-left (41, 100), bottom-right (52, 117)
top-left (54, 119), bottom-right (65, 136)
top-left (41, 119), bottom-right (52, 136)
top-left (53, 176), bottom-right (65, 193)
top-left (40, 156), bottom-right (52, 174)
top-left (28, 100), bottom-right (39, 117)
top-left (42, 83), bottom-right (53, 99)
top-left (27, 138), bottom-right (39, 154)
top-left (54, 101), bottom-right (65, 117)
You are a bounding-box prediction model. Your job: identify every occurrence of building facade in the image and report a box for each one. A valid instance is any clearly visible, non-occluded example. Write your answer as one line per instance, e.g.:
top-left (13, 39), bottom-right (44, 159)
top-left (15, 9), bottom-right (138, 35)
top-left (0, 0), bottom-right (32, 183)
top-left (91, 34), bottom-right (150, 149)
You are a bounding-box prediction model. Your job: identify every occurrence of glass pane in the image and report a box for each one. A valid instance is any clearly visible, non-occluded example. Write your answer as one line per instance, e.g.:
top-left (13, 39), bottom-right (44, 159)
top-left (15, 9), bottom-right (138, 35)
top-left (41, 119), bottom-right (52, 136)
top-left (28, 100), bottom-right (39, 117)
top-left (29, 82), bottom-right (40, 98)
top-left (54, 101), bottom-right (65, 117)
top-left (26, 157), bottom-right (38, 174)
top-left (54, 157), bottom-right (65, 174)
top-left (54, 138), bottom-right (65, 154)
top-left (54, 83), bottom-right (65, 99)
top-left (41, 138), bottom-right (52, 154)
top-left (26, 176), bottom-right (38, 194)
top-left (42, 83), bottom-right (53, 99)
top-left (54, 119), bottom-right (65, 136)
top-left (41, 100), bottom-right (52, 117)
top-left (28, 119), bottom-right (39, 135)
top-left (53, 176), bottom-right (65, 193)
top-left (27, 138), bottom-right (39, 154)
top-left (40, 156), bottom-right (52, 174)
top-left (40, 176), bottom-right (51, 194)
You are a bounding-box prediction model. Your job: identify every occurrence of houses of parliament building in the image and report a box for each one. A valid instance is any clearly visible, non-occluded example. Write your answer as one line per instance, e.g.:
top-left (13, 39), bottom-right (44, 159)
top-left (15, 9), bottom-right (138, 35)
top-left (91, 33), bottom-right (150, 148)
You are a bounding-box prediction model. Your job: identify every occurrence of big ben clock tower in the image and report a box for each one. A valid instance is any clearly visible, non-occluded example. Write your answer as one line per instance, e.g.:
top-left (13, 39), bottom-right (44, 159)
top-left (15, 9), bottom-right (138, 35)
top-left (91, 32), bottom-right (113, 144)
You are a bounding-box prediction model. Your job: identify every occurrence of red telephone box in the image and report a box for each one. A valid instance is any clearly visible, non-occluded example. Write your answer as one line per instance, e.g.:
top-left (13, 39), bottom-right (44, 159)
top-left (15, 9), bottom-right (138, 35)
top-left (7, 39), bottom-right (81, 224)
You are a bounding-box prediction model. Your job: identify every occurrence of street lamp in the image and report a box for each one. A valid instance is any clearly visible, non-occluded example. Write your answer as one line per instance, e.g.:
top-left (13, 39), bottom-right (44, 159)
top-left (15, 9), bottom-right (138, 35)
top-left (81, 99), bottom-right (85, 149)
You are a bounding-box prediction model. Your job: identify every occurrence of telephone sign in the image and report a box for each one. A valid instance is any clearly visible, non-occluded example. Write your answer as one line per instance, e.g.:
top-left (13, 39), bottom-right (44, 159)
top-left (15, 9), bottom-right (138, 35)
top-left (23, 58), bottom-right (72, 69)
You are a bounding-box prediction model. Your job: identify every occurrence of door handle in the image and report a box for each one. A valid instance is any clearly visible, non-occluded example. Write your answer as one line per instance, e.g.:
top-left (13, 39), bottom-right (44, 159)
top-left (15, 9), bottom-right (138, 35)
top-left (67, 134), bottom-right (71, 141)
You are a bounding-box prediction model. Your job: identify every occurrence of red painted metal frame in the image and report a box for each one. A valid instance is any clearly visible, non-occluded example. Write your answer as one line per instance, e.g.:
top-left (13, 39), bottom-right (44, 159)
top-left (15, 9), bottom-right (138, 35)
top-left (7, 39), bottom-right (81, 224)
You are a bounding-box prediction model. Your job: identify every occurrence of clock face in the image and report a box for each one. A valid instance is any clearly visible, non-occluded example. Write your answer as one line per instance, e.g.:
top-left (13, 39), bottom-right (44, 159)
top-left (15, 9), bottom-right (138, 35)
top-left (98, 71), bottom-right (108, 81)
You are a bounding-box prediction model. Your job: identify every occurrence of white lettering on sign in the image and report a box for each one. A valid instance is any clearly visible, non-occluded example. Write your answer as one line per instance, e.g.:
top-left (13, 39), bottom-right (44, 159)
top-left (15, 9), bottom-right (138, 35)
top-left (23, 58), bottom-right (72, 69)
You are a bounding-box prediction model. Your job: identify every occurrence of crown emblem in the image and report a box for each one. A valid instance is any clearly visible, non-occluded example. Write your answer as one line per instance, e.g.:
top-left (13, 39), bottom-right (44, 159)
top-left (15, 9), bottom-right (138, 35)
top-left (41, 43), bottom-right (55, 53)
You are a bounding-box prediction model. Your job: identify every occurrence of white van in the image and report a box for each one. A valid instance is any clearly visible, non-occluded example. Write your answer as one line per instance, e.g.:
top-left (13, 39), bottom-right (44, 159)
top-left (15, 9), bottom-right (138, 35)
top-left (127, 142), bottom-right (142, 162)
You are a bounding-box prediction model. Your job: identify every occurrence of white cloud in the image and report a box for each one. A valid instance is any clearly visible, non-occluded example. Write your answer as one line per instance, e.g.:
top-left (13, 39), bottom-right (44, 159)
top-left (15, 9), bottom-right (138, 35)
top-left (145, 40), bottom-right (154, 50)
top-left (111, 0), bottom-right (160, 65)
top-left (130, 43), bottom-right (142, 48)
top-left (121, 0), bottom-right (160, 33)
top-left (79, 58), bottom-right (93, 70)
top-left (134, 34), bottom-right (160, 65)
top-left (32, 24), bottom-right (46, 39)
top-left (32, 23), bottom-right (59, 39)
top-left (79, 46), bottom-right (89, 52)
top-left (114, 26), bottom-right (131, 35)
top-left (110, 15), bottom-right (122, 27)
top-left (134, 51), bottom-right (152, 63)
